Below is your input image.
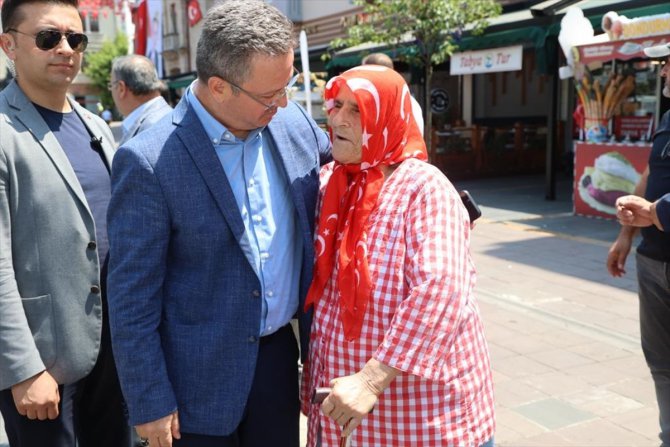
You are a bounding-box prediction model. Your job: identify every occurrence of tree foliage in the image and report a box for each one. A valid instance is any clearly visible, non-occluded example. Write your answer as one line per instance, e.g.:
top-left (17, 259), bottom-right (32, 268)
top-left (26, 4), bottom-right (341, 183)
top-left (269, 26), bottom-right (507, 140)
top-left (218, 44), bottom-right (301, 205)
top-left (329, 0), bottom-right (502, 160)
top-left (83, 33), bottom-right (128, 109)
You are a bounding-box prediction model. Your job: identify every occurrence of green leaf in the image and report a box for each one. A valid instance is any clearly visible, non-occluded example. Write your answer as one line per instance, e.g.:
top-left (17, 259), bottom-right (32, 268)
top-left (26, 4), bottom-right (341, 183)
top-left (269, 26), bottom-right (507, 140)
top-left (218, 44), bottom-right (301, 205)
top-left (82, 33), bottom-right (128, 110)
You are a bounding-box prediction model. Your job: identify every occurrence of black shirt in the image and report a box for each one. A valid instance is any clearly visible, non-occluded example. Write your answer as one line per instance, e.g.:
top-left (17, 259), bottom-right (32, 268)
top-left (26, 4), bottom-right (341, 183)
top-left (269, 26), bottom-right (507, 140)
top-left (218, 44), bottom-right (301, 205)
top-left (34, 103), bottom-right (111, 265)
top-left (638, 110), bottom-right (670, 262)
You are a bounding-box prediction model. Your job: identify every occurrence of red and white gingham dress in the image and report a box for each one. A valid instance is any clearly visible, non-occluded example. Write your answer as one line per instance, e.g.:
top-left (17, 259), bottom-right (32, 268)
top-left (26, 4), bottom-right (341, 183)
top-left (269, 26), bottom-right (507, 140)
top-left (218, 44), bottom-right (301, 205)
top-left (302, 158), bottom-right (495, 447)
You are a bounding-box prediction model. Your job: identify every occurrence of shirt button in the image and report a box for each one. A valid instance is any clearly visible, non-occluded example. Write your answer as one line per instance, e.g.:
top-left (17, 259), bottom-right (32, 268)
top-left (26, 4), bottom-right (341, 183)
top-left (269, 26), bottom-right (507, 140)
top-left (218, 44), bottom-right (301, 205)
top-left (260, 252), bottom-right (269, 260)
top-left (252, 215), bottom-right (262, 223)
top-left (87, 241), bottom-right (97, 250)
top-left (267, 326), bottom-right (273, 332)
top-left (248, 336), bottom-right (258, 343)
top-left (252, 290), bottom-right (261, 297)
top-left (266, 290), bottom-right (274, 297)
top-left (90, 285), bottom-right (101, 294)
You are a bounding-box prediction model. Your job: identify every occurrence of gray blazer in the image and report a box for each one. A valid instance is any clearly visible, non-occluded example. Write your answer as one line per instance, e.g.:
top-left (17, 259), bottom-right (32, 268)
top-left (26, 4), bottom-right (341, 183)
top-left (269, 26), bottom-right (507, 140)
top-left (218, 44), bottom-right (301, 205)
top-left (0, 80), bottom-right (116, 390)
top-left (118, 96), bottom-right (172, 146)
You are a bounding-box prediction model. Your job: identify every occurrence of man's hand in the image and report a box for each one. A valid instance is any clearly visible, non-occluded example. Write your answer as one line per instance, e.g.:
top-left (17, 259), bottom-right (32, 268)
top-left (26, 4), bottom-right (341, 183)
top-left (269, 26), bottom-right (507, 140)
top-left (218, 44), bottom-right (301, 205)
top-left (616, 195), bottom-right (655, 227)
top-left (607, 232), bottom-right (633, 277)
top-left (11, 370), bottom-right (60, 420)
top-left (321, 358), bottom-right (399, 437)
top-left (136, 411), bottom-right (180, 447)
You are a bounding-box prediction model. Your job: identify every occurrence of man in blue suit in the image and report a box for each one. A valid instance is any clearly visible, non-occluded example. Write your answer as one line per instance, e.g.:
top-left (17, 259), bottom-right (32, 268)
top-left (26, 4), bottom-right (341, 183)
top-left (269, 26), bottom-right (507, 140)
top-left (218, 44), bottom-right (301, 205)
top-left (106, 1), bottom-right (330, 446)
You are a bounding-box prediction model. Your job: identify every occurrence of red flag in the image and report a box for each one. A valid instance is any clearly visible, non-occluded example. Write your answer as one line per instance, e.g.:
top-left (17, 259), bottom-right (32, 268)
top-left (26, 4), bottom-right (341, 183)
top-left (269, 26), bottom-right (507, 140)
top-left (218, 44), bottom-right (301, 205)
top-left (187, 0), bottom-right (202, 27)
top-left (133, 0), bottom-right (148, 55)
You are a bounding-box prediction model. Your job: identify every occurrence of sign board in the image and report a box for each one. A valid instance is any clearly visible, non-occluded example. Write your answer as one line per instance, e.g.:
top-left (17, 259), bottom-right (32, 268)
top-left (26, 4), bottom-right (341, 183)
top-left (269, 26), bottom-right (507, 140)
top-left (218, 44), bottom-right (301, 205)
top-left (613, 116), bottom-right (655, 140)
top-left (575, 34), bottom-right (670, 64)
top-left (573, 142), bottom-right (650, 219)
top-left (450, 45), bottom-right (523, 75)
top-left (430, 88), bottom-right (450, 114)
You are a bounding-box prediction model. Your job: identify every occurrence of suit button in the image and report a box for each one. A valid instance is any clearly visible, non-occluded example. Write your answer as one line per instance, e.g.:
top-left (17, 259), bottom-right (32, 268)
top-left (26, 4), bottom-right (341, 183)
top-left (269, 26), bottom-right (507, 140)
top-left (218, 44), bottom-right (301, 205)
top-left (252, 290), bottom-right (260, 297)
top-left (90, 285), bottom-right (101, 294)
top-left (248, 336), bottom-right (258, 343)
top-left (87, 241), bottom-right (97, 250)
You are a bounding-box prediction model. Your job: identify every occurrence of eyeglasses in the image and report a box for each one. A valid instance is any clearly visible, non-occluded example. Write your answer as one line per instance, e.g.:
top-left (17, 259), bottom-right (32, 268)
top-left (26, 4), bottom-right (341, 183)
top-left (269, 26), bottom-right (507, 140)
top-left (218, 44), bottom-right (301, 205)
top-left (222, 67), bottom-right (300, 111)
top-left (107, 80), bottom-right (119, 91)
top-left (7, 28), bottom-right (88, 53)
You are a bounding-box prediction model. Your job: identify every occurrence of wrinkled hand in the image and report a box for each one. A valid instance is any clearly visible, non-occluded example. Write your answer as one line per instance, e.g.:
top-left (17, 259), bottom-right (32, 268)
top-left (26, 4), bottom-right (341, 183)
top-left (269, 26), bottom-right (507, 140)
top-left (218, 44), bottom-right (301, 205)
top-left (11, 370), bottom-right (60, 420)
top-left (607, 234), bottom-right (632, 277)
top-left (616, 195), bottom-right (654, 227)
top-left (321, 372), bottom-right (379, 438)
top-left (136, 411), bottom-right (180, 447)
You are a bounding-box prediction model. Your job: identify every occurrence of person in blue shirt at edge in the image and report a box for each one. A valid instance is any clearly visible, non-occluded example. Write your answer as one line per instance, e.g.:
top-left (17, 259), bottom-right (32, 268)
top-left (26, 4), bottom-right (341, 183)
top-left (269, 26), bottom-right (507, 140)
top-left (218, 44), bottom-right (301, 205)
top-left (106, 1), bottom-right (331, 446)
top-left (608, 41), bottom-right (670, 447)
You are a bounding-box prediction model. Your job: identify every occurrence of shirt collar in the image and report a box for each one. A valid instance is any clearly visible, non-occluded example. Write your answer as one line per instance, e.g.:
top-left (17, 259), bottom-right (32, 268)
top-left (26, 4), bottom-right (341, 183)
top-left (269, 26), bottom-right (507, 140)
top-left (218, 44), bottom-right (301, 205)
top-left (185, 83), bottom-right (263, 144)
top-left (122, 96), bottom-right (163, 134)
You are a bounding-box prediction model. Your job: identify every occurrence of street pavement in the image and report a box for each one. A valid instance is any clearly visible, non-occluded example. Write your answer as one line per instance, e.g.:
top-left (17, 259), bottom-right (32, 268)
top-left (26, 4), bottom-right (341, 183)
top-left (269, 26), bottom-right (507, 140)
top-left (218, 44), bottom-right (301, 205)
top-left (1, 173), bottom-right (659, 446)
top-left (455, 174), bottom-right (657, 447)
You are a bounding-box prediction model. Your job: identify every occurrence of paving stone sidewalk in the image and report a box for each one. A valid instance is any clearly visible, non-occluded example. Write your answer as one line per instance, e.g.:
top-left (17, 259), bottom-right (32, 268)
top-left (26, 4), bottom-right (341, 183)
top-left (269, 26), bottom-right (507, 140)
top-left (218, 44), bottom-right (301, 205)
top-left (461, 174), bottom-right (659, 447)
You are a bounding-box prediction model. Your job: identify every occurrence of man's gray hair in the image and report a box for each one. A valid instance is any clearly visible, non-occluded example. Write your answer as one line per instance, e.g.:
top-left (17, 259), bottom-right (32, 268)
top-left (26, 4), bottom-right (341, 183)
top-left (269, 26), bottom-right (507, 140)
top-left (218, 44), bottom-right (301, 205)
top-left (195, 0), bottom-right (296, 84)
top-left (111, 55), bottom-right (164, 95)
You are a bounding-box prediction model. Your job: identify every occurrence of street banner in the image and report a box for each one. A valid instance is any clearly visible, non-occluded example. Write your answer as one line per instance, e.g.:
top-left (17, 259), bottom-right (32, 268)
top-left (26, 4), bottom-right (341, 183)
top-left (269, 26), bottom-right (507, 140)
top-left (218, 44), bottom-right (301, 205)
top-left (146, 0), bottom-right (163, 77)
top-left (132, 0), bottom-right (147, 55)
top-left (299, 30), bottom-right (312, 118)
top-left (450, 45), bottom-right (522, 75)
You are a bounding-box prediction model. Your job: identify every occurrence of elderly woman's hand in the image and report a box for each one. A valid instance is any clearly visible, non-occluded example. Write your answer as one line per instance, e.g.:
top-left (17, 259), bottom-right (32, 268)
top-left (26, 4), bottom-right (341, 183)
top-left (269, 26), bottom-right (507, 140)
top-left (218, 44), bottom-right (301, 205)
top-left (321, 358), bottom-right (399, 437)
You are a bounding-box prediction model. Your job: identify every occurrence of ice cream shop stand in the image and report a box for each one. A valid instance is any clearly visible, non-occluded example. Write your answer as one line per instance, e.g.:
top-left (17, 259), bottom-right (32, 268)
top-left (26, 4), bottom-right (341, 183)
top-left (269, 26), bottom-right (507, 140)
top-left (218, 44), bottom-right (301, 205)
top-left (564, 9), bottom-right (669, 219)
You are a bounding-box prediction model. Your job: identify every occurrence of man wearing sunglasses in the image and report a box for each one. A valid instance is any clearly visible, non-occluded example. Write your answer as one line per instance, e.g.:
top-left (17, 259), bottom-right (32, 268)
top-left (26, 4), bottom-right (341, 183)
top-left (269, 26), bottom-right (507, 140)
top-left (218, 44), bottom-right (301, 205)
top-left (608, 43), bottom-right (670, 447)
top-left (106, 1), bottom-right (331, 447)
top-left (0, 1), bottom-right (129, 447)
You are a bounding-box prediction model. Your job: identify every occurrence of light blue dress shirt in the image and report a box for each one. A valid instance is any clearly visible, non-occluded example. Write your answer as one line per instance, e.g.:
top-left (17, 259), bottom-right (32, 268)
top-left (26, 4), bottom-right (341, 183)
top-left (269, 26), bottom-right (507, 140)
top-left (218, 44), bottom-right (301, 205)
top-left (186, 86), bottom-right (303, 336)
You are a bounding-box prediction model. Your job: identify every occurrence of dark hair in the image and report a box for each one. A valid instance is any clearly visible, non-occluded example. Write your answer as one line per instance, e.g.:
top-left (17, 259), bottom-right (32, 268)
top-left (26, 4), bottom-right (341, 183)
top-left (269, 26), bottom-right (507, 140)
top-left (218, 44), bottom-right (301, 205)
top-left (2, 0), bottom-right (79, 32)
top-left (195, 0), bottom-right (296, 84)
top-left (112, 55), bottom-right (164, 95)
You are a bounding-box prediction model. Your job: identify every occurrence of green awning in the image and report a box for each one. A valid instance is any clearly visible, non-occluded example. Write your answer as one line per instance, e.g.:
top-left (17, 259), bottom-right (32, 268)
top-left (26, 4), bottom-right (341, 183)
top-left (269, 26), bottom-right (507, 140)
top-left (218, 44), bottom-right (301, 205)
top-left (167, 75), bottom-right (195, 90)
top-left (457, 26), bottom-right (548, 52)
top-left (327, 1), bottom-right (669, 73)
top-left (327, 44), bottom-right (417, 69)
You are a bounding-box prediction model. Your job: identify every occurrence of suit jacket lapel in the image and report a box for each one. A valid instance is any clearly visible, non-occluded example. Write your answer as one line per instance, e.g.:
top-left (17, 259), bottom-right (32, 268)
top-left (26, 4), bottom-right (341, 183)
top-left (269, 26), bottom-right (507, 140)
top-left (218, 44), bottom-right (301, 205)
top-left (173, 100), bottom-right (246, 242)
top-left (6, 82), bottom-right (92, 214)
top-left (266, 118), bottom-right (310, 239)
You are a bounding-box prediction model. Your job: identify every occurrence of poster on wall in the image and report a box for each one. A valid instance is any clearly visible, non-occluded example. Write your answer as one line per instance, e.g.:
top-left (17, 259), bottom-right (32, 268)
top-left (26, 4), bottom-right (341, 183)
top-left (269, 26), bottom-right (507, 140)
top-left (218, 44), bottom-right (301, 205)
top-left (574, 143), bottom-right (650, 219)
top-left (146, 0), bottom-right (164, 78)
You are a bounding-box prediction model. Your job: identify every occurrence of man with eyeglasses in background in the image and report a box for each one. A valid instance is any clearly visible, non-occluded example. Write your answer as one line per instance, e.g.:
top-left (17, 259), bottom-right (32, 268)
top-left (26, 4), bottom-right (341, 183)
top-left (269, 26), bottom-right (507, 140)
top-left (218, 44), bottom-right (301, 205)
top-left (0, 1), bottom-right (130, 447)
top-left (106, 1), bottom-right (330, 446)
top-left (607, 42), bottom-right (670, 447)
top-left (109, 54), bottom-right (172, 147)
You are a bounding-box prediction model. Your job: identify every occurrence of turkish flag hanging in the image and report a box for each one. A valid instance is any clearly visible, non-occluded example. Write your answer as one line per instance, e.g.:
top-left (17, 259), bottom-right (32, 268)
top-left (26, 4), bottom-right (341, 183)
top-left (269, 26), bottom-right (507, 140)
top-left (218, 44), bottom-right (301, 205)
top-left (133, 0), bottom-right (148, 55)
top-left (187, 0), bottom-right (202, 27)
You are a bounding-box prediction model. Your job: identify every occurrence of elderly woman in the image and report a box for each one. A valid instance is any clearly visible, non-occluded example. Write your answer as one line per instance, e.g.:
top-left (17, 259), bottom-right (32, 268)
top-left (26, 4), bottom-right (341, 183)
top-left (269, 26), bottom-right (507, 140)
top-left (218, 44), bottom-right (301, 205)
top-left (301, 66), bottom-right (495, 446)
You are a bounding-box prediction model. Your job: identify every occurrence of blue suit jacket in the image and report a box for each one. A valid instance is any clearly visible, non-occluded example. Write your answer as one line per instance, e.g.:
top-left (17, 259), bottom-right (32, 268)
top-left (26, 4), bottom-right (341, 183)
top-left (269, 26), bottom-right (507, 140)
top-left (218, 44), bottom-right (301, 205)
top-left (107, 97), bottom-right (331, 434)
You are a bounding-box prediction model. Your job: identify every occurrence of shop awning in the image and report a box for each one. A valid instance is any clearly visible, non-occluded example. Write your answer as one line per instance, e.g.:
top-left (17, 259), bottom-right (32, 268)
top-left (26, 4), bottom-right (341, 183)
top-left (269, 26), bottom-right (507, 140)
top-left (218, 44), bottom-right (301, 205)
top-left (328, 0), bottom-right (669, 72)
top-left (575, 33), bottom-right (670, 64)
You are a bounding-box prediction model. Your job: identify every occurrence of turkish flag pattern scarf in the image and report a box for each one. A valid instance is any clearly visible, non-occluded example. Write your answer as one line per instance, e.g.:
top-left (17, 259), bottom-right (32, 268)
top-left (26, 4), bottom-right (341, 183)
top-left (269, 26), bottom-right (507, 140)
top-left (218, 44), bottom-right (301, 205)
top-left (305, 66), bottom-right (427, 340)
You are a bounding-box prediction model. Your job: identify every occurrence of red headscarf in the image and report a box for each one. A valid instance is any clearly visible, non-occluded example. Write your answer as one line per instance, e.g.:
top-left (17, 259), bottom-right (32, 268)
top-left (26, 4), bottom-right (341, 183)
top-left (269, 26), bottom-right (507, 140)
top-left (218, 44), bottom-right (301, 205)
top-left (305, 66), bottom-right (428, 340)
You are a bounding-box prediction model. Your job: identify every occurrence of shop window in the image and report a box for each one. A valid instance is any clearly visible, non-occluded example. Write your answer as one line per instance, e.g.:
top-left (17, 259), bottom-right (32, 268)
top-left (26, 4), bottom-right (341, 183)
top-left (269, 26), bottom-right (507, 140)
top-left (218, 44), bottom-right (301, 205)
top-left (578, 58), bottom-right (662, 142)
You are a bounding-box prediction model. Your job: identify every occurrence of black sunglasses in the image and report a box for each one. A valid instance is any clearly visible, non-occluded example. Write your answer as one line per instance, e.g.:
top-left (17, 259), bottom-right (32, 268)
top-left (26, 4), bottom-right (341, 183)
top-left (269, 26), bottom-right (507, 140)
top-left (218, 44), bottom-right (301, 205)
top-left (7, 28), bottom-right (88, 52)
